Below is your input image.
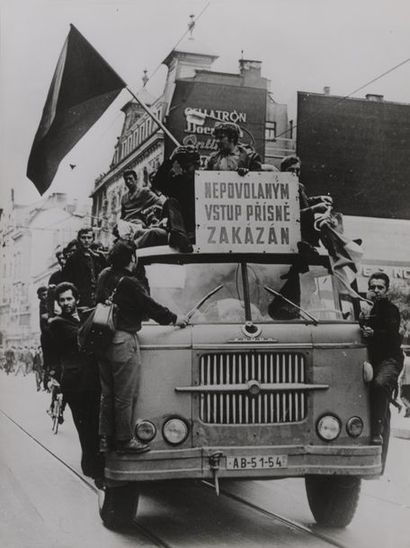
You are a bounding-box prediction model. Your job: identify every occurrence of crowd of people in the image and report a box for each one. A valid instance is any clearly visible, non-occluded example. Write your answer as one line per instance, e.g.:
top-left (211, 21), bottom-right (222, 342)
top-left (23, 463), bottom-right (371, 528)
top-left (0, 121), bottom-right (405, 489)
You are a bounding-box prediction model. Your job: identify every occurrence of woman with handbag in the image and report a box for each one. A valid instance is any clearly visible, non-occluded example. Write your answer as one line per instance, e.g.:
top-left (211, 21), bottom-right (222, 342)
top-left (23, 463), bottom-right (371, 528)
top-left (95, 240), bottom-right (187, 453)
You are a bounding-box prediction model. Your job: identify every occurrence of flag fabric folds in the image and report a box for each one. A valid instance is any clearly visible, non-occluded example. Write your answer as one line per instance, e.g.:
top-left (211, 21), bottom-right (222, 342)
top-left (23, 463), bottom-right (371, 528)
top-left (319, 213), bottom-right (364, 297)
top-left (27, 25), bottom-right (126, 195)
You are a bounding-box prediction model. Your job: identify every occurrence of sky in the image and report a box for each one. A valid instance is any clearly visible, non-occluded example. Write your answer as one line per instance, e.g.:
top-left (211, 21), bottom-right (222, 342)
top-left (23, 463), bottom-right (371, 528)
top-left (1, 0), bottom-right (409, 207)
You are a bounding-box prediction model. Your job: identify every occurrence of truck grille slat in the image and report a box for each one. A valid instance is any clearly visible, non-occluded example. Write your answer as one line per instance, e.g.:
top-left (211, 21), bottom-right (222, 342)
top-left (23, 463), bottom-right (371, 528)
top-left (199, 352), bottom-right (307, 424)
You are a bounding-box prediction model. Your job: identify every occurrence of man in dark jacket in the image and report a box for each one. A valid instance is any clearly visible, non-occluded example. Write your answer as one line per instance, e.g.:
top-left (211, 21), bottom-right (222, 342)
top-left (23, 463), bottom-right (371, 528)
top-left (207, 122), bottom-right (262, 173)
top-left (49, 282), bottom-right (103, 483)
top-left (62, 228), bottom-right (107, 308)
top-left (152, 145), bottom-right (200, 238)
top-left (48, 246), bottom-right (67, 286)
top-left (361, 272), bottom-right (403, 448)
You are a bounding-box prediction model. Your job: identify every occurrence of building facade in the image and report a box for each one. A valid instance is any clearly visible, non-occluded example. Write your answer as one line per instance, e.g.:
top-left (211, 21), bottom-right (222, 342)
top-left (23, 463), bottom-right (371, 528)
top-left (90, 38), bottom-right (295, 248)
top-left (0, 193), bottom-right (91, 347)
top-left (296, 90), bottom-right (410, 340)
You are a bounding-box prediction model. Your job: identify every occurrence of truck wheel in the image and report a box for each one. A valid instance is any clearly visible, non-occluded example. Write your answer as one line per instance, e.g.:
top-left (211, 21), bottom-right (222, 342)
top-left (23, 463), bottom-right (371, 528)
top-left (305, 475), bottom-right (361, 528)
top-left (99, 483), bottom-right (140, 530)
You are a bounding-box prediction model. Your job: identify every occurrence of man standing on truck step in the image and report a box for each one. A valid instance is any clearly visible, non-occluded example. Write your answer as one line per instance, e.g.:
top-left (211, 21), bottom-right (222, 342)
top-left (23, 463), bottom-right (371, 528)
top-left (49, 282), bottom-right (104, 485)
top-left (207, 122), bottom-right (262, 174)
top-left (361, 272), bottom-right (403, 448)
top-left (96, 240), bottom-right (187, 454)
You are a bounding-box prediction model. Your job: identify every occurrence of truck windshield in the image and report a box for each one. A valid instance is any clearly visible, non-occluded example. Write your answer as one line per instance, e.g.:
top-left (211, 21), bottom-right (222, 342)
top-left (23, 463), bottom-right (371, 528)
top-left (143, 259), bottom-right (356, 324)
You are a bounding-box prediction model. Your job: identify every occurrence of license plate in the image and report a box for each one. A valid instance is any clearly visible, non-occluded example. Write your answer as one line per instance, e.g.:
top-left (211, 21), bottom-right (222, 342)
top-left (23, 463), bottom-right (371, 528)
top-left (226, 455), bottom-right (288, 470)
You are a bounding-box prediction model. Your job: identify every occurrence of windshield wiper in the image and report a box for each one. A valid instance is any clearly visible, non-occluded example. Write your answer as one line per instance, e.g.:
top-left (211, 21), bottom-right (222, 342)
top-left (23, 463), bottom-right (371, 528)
top-left (185, 284), bottom-right (224, 321)
top-left (264, 285), bottom-right (318, 325)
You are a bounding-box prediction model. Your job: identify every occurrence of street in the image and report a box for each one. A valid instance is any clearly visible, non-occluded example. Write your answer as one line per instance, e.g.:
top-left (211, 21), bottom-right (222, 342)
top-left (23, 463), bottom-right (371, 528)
top-left (0, 372), bottom-right (409, 548)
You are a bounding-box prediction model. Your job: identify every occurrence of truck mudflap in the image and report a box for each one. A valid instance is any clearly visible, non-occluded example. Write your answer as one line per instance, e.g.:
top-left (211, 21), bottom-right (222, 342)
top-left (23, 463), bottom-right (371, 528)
top-left (104, 444), bottom-right (382, 482)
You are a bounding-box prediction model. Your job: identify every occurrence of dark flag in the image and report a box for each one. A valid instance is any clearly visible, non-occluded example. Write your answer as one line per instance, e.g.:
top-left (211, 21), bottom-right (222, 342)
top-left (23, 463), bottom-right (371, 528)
top-left (27, 25), bottom-right (126, 194)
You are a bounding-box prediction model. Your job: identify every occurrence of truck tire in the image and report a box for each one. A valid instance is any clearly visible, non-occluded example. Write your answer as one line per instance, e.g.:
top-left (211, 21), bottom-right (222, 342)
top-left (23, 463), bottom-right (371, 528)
top-left (305, 475), bottom-right (361, 528)
top-left (99, 483), bottom-right (140, 530)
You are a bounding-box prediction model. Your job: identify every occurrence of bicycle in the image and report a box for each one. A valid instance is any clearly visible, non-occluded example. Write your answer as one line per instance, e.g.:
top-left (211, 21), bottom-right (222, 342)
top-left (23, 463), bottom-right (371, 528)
top-left (51, 392), bottom-right (64, 435)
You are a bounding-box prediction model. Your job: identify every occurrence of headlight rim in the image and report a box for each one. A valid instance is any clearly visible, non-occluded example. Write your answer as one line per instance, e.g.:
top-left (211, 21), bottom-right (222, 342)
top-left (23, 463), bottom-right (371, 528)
top-left (135, 419), bottom-right (157, 442)
top-left (162, 416), bottom-right (190, 446)
top-left (316, 413), bottom-right (342, 442)
top-left (346, 416), bottom-right (364, 438)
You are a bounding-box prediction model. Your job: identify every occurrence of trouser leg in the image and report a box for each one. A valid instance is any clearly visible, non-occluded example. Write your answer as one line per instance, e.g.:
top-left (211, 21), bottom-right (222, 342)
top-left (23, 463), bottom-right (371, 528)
top-left (163, 198), bottom-right (193, 252)
top-left (64, 390), bottom-right (104, 479)
top-left (109, 332), bottom-right (140, 442)
top-left (135, 227), bottom-right (168, 249)
top-left (370, 358), bottom-right (401, 437)
top-left (98, 356), bottom-right (115, 438)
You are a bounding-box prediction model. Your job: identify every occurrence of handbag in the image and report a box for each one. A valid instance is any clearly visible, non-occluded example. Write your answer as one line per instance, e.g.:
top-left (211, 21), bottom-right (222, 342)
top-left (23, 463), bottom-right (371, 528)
top-left (78, 277), bottom-right (124, 354)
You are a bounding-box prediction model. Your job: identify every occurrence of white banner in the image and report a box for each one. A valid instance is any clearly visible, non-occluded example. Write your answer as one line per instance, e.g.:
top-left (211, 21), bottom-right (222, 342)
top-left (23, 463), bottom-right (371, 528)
top-left (195, 171), bottom-right (301, 253)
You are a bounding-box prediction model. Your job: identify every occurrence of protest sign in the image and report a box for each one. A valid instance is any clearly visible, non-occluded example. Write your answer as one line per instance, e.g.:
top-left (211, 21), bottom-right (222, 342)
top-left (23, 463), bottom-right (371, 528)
top-left (195, 171), bottom-right (300, 253)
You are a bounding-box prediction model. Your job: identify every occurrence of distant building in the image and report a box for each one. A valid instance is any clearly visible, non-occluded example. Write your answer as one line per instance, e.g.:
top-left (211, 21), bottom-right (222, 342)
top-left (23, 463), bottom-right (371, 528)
top-left (296, 90), bottom-right (410, 219)
top-left (90, 31), bottom-right (294, 247)
top-left (0, 192), bottom-right (91, 346)
top-left (296, 89), bottom-right (410, 340)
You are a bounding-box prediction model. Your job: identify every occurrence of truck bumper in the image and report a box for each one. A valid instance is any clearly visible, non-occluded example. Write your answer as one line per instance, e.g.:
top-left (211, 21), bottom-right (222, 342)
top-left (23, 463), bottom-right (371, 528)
top-left (104, 444), bottom-right (382, 482)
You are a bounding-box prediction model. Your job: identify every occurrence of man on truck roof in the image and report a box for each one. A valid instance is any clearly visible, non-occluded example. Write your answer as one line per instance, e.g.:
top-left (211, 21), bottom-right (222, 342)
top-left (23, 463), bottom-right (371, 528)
top-left (207, 122), bottom-right (262, 174)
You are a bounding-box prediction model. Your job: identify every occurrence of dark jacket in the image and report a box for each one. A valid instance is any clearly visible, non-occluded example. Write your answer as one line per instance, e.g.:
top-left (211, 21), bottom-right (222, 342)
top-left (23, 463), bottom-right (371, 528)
top-left (365, 299), bottom-right (403, 367)
top-left (48, 312), bottom-right (99, 392)
top-left (49, 269), bottom-right (64, 286)
top-left (63, 248), bottom-right (107, 307)
top-left (96, 267), bottom-right (177, 333)
top-left (152, 159), bottom-right (196, 232)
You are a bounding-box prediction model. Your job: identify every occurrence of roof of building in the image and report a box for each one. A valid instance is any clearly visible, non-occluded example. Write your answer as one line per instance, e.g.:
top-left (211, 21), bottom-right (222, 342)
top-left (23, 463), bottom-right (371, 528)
top-left (162, 37), bottom-right (218, 66)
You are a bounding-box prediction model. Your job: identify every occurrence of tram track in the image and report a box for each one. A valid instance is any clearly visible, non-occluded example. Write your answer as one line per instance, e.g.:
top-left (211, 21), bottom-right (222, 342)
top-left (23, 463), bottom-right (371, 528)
top-left (202, 480), bottom-right (350, 548)
top-left (0, 404), bottom-right (354, 548)
top-left (0, 407), bottom-right (172, 548)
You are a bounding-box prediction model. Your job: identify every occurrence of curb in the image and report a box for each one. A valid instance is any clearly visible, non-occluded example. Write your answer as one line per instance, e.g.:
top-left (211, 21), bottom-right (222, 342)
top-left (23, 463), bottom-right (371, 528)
top-left (392, 428), bottom-right (410, 440)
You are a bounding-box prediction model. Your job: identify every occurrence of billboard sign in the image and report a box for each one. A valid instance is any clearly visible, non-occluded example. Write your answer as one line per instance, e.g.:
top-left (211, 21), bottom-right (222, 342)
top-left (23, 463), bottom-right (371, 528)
top-left (195, 171), bottom-right (300, 253)
top-left (166, 80), bottom-right (267, 167)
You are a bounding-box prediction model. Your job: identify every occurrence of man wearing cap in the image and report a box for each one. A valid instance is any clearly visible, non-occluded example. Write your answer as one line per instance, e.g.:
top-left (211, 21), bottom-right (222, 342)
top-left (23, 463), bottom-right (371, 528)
top-left (207, 122), bottom-right (262, 174)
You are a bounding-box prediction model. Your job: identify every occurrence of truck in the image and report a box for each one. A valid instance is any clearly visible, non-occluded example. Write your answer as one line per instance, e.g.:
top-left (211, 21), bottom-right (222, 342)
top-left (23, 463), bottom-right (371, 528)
top-left (98, 171), bottom-right (382, 529)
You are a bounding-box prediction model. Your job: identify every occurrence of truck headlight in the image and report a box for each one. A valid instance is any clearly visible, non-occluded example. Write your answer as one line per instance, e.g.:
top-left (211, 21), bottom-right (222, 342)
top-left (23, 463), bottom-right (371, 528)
top-left (135, 420), bottom-right (156, 442)
top-left (346, 416), bottom-right (363, 438)
top-left (316, 415), bottom-right (341, 441)
top-left (363, 361), bottom-right (373, 383)
top-left (162, 417), bottom-right (189, 445)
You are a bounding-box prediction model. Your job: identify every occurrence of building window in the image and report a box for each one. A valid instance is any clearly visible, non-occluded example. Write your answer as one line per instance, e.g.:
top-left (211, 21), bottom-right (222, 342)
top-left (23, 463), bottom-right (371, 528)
top-left (265, 121), bottom-right (277, 141)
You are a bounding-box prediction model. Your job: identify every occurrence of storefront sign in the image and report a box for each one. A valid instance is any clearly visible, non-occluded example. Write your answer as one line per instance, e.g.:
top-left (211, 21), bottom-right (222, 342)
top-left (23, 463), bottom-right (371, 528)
top-left (195, 172), bottom-right (300, 253)
top-left (166, 81), bottom-right (267, 164)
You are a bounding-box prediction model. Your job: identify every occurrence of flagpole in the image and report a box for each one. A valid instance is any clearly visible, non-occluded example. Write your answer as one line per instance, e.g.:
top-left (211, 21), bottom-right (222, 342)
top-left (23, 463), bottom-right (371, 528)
top-left (126, 87), bottom-right (180, 147)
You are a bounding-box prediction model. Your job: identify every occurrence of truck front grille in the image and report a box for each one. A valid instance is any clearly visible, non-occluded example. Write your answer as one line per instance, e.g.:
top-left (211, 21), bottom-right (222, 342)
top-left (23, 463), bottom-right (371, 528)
top-left (199, 352), bottom-right (307, 424)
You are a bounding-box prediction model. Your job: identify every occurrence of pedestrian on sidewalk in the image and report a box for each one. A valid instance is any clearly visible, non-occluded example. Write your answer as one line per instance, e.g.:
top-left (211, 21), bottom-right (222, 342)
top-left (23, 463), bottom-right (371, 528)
top-left (33, 346), bottom-right (44, 391)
